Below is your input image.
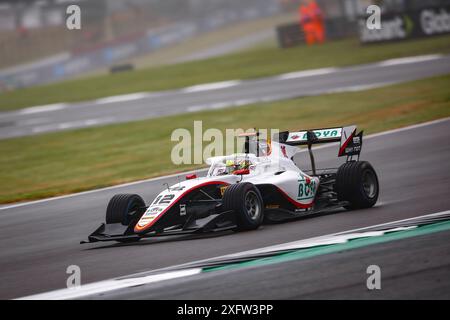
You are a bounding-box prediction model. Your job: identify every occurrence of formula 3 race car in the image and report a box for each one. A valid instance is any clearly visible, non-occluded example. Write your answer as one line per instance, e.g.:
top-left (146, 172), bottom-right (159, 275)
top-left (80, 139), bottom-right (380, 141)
top-left (82, 125), bottom-right (379, 244)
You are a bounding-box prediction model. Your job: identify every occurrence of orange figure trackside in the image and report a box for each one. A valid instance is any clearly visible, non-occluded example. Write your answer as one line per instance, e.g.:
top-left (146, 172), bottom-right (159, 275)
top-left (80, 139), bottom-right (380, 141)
top-left (299, 0), bottom-right (325, 45)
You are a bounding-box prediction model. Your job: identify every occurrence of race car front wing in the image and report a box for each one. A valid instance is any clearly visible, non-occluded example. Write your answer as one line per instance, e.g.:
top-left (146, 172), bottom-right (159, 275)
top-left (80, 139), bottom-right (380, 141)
top-left (80, 209), bottom-right (236, 244)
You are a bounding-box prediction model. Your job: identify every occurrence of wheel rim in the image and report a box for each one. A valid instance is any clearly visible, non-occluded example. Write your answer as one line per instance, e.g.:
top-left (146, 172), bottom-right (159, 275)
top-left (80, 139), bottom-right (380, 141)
top-left (125, 200), bottom-right (141, 223)
top-left (244, 191), bottom-right (261, 220)
top-left (362, 170), bottom-right (377, 198)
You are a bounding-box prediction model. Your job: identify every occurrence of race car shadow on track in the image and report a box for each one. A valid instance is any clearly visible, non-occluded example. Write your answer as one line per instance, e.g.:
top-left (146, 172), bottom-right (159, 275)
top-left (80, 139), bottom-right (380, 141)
top-left (81, 205), bottom-right (381, 250)
top-left (83, 229), bottom-right (236, 250)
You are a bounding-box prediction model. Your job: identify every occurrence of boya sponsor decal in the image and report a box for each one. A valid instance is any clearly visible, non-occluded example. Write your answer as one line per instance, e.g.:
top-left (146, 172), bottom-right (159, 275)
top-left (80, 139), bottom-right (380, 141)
top-left (297, 173), bottom-right (317, 201)
top-left (287, 128), bottom-right (341, 142)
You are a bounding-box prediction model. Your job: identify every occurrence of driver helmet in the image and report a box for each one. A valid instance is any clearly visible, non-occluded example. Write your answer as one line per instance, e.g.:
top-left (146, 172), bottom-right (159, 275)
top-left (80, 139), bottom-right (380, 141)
top-left (225, 159), bottom-right (251, 174)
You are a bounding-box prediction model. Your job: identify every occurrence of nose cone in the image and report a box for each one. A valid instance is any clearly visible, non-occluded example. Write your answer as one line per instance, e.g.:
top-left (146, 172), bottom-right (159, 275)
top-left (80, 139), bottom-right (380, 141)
top-left (134, 206), bottom-right (166, 233)
top-left (134, 216), bottom-right (154, 233)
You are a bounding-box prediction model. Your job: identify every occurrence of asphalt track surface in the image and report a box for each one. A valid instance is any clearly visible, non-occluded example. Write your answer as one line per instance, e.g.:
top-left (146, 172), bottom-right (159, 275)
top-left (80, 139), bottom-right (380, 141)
top-left (96, 229), bottom-right (450, 299)
top-left (0, 54), bottom-right (449, 140)
top-left (1, 118), bottom-right (449, 299)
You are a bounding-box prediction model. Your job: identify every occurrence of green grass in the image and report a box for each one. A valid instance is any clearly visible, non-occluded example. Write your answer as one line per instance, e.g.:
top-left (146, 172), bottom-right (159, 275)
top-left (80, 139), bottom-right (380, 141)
top-left (1, 74), bottom-right (449, 203)
top-left (1, 35), bottom-right (450, 111)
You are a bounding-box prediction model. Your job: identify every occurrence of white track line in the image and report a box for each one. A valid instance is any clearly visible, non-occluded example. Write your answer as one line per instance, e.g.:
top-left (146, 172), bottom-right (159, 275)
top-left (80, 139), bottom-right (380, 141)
top-left (17, 209), bottom-right (450, 300)
top-left (1, 116), bottom-right (449, 212)
top-left (0, 167), bottom-right (209, 211)
top-left (18, 268), bottom-right (201, 300)
top-left (95, 92), bottom-right (152, 104)
top-left (376, 54), bottom-right (443, 67)
top-left (364, 116), bottom-right (450, 139)
top-left (182, 80), bottom-right (241, 93)
top-left (19, 103), bottom-right (67, 115)
top-left (186, 98), bottom-right (260, 113)
top-left (225, 211), bottom-right (450, 257)
top-left (131, 209), bottom-right (450, 275)
top-left (5, 54), bottom-right (446, 113)
top-left (31, 117), bottom-right (116, 134)
top-left (322, 81), bottom-right (396, 94)
top-left (276, 67), bottom-right (339, 80)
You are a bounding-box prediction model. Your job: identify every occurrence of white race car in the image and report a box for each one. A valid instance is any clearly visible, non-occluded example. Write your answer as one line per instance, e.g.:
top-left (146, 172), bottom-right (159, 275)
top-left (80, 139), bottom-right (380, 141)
top-left (83, 125), bottom-right (379, 244)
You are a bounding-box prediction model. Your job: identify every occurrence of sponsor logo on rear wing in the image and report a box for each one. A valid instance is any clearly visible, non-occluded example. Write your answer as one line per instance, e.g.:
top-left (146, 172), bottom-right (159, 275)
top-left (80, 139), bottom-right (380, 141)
top-left (277, 125), bottom-right (363, 157)
top-left (286, 127), bottom-right (342, 143)
top-left (339, 126), bottom-right (363, 157)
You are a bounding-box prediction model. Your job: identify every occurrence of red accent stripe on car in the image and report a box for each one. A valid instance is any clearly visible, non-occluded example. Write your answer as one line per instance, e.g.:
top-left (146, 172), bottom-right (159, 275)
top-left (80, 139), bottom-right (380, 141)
top-left (338, 129), bottom-right (356, 157)
top-left (134, 181), bottom-right (229, 233)
top-left (275, 186), bottom-right (314, 209)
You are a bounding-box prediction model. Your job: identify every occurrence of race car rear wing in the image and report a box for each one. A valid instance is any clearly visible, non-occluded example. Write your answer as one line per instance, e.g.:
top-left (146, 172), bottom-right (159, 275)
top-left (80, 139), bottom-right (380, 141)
top-left (281, 127), bottom-right (343, 145)
top-left (276, 125), bottom-right (363, 174)
top-left (277, 125), bottom-right (362, 156)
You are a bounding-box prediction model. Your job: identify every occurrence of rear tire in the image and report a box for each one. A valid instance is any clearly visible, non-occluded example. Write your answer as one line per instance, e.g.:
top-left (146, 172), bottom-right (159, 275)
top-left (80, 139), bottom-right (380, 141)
top-left (222, 183), bottom-right (264, 231)
top-left (336, 161), bottom-right (379, 210)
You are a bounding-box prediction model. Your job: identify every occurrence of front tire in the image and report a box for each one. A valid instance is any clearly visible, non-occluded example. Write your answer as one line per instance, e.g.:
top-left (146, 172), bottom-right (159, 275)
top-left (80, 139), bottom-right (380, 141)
top-left (106, 194), bottom-right (146, 225)
top-left (336, 161), bottom-right (379, 209)
top-left (105, 194), bottom-right (145, 243)
top-left (222, 183), bottom-right (264, 231)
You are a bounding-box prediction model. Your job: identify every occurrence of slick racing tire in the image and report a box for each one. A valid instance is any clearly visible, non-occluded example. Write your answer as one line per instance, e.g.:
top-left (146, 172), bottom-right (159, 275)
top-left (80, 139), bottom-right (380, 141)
top-left (106, 194), bottom-right (146, 226)
top-left (336, 161), bottom-right (379, 210)
top-left (222, 182), bottom-right (264, 231)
